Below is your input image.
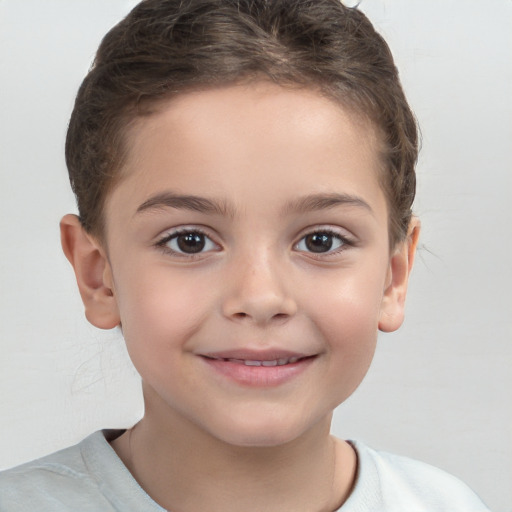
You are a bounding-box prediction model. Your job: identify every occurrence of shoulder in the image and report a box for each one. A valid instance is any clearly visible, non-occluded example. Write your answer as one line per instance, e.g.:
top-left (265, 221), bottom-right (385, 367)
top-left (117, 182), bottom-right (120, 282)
top-left (0, 430), bottom-right (164, 511)
top-left (0, 431), bottom-right (107, 511)
top-left (0, 431), bottom-right (122, 511)
top-left (343, 440), bottom-right (491, 512)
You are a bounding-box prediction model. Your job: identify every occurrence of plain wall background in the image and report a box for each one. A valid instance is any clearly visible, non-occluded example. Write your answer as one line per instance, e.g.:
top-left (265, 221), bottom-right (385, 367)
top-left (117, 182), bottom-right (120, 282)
top-left (0, 1), bottom-right (510, 510)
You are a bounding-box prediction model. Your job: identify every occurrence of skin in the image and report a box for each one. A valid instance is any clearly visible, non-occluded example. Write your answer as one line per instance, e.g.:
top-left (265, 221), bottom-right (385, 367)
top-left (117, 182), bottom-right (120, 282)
top-left (61, 82), bottom-right (419, 512)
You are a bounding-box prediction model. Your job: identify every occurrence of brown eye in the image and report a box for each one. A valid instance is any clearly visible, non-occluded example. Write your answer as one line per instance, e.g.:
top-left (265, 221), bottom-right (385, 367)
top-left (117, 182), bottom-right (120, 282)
top-left (296, 231), bottom-right (346, 254)
top-left (176, 232), bottom-right (205, 253)
top-left (159, 230), bottom-right (218, 256)
top-left (304, 233), bottom-right (333, 253)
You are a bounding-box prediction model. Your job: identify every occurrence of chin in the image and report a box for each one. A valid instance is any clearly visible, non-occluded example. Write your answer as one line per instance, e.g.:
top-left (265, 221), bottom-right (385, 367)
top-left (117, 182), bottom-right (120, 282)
top-left (205, 410), bottom-right (325, 448)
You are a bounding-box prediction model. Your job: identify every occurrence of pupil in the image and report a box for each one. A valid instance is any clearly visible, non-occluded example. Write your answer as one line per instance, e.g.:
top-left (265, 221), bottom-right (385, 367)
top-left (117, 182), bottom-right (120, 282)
top-left (305, 233), bottom-right (333, 253)
top-left (177, 233), bottom-right (205, 253)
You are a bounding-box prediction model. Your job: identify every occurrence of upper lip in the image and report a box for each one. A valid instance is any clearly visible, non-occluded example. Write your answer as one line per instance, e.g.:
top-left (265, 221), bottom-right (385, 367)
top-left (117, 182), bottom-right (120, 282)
top-left (199, 349), bottom-right (315, 361)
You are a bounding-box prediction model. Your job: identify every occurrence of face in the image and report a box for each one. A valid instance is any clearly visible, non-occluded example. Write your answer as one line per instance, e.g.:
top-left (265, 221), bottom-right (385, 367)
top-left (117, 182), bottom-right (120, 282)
top-left (96, 82), bottom-right (407, 447)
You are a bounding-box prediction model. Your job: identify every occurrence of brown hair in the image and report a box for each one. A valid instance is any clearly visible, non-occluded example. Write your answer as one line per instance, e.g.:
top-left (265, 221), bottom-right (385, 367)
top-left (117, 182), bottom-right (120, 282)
top-left (66, 0), bottom-right (417, 245)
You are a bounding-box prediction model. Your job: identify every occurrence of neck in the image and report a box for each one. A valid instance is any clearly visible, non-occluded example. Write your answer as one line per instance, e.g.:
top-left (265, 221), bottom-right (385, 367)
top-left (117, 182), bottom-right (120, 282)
top-left (111, 389), bottom-right (356, 512)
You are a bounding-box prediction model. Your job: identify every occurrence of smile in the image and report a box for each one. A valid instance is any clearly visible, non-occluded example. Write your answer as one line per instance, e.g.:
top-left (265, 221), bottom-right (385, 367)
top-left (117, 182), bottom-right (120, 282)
top-left (205, 356), bottom-right (303, 367)
top-left (200, 352), bottom-right (317, 387)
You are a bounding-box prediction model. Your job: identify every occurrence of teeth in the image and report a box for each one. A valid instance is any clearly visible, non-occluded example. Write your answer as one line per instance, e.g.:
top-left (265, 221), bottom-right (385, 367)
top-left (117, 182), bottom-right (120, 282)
top-left (211, 356), bottom-right (305, 366)
top-left (244, 360), bottom-right (262, 366)
top-left (241, 358), bottom-right (301, 366)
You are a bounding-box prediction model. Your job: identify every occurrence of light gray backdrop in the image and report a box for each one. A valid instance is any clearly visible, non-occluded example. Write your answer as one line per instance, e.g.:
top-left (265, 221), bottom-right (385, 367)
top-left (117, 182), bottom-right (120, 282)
top-left (0, 1), bottom-right (510, 511)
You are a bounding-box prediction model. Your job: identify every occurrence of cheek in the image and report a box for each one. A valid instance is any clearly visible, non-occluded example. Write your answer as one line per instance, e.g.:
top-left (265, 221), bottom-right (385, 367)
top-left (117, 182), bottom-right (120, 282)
top-left (312, 288), bottom-right (380, 405)
top-left (112, 269), bottom-right (217, 401)
top-left (113, 265), bottom-right (214, 356)
top-left (302, 267), bottom-right (385, 380)
top-left (306, 266), bottom-right (384, 335)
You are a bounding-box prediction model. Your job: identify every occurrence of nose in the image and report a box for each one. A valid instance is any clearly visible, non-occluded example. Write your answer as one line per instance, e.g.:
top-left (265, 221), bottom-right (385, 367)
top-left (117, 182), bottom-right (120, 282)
top-left (221, 253), bottom-right (297, 325)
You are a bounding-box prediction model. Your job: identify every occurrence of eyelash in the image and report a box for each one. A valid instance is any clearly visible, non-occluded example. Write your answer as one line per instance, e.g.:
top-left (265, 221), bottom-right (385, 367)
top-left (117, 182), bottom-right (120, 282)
top-left (154, 227), bottom-right (354, 259)
top-left (294, 228), bottom-right (354, 257)
top-left (155, 227), bottom-right (219, 258)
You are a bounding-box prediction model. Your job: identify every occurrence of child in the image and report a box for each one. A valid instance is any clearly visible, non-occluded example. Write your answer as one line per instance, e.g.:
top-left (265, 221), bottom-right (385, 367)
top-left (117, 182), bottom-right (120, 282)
top-left (0, 0), bottom-right (492, 510)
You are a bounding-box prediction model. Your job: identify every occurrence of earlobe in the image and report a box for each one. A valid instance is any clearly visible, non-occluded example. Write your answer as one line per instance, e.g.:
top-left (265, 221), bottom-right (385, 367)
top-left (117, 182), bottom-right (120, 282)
top-left (60, 214), bottom-right (120, 330)
top-left (378, 218), bottom-right (420, 333)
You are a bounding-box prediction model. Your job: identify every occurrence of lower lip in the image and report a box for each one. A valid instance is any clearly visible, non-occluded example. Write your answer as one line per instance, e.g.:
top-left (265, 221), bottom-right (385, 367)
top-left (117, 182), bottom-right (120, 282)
top-left (201, 356), bottom-right (316, 387)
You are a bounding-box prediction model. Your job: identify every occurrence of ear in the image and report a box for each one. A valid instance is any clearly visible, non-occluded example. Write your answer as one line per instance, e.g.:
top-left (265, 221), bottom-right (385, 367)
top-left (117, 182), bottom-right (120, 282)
top-left (378, 218), bottom-right (420, 332)
top-left (60, 214), bottom-right (120, 330)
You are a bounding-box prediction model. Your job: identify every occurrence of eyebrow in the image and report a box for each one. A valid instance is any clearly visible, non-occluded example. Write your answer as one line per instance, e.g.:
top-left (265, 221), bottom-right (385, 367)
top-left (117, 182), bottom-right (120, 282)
top-left (135, 191), bottom-right (372, 218)
top-left (282, 193), bottom-right (373, 216)
top-left (135, 192), bottom-right (235, 218)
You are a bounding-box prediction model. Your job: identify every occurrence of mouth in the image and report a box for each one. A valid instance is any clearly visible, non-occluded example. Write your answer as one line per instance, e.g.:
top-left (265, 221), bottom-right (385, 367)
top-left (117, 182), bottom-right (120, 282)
top-left (199, 351), bottom-right (317, 387)
top-left (202, 355), bottom-right (313, 366)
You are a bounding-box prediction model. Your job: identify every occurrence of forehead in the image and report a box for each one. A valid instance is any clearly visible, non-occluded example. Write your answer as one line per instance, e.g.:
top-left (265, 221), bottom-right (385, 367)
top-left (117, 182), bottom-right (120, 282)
top-left (106, 82), bottom-right (386, 225)
top-left (128, 82), bottom-right (380, 160)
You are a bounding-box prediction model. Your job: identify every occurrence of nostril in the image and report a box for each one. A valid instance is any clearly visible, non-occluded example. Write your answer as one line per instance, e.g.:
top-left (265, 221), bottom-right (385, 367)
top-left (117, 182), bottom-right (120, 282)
top-left (223, 294), bottom-right (297, 324)
top-left (231, 312), bottom-right (289, 322)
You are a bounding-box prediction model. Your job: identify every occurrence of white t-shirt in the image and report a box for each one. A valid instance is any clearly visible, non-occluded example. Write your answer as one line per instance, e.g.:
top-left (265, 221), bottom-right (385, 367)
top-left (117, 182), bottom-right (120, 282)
top-left (0, 430), bottom-right (491, 511)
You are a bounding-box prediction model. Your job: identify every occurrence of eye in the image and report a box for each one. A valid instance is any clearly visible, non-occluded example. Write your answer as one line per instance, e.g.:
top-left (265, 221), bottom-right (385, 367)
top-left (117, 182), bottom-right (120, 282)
top-left (295, 230), bottom-right (349, 254)
top-left (157, 229), bottom-right (219, 256)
